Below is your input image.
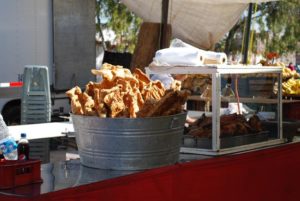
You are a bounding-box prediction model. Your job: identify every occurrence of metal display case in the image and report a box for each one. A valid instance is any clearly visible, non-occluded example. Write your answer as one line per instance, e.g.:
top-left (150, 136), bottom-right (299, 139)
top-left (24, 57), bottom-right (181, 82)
top-left (146, 65), bottom-right (284, 155)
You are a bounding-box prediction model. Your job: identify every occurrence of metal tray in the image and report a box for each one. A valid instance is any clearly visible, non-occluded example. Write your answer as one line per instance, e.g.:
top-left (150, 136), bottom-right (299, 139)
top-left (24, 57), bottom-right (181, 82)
top-left (262, 120), bottom-right (300, 141)
top-left (182, 131), bottom-right (269, 149)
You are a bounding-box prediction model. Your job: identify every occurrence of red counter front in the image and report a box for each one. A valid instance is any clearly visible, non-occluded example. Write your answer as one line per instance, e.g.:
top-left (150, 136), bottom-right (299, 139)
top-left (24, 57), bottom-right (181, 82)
top-left (1, 142), bottom-right (300, 201)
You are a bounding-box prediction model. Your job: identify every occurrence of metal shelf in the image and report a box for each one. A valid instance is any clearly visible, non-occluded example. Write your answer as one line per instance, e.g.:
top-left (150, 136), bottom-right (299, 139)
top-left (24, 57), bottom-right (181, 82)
top-left (188, 96), bottom-right (300, 104)
top-left (146, 65), bottom-right (282, 75)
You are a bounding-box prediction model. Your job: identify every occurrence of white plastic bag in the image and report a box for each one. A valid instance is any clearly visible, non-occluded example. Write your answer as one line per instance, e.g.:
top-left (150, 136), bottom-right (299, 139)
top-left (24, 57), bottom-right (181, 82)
top-left (0, 114), bottom-right (18, 160)
top-left (153, 47), bottom-right (205, 66)
top-left (0, 114), bottom-right (9, 140)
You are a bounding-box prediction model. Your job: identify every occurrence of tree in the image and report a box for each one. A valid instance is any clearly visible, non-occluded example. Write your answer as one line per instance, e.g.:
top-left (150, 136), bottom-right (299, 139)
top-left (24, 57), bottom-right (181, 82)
top-left (96, 0), bottom-right (142, 53)
top-left (257, 0), bottom-right (300, 55)
top-left (219, 0), bottom-right (300, 57)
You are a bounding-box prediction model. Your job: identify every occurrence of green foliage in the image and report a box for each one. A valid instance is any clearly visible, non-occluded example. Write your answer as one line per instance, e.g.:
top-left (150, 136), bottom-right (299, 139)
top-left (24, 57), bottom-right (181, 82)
top-left (96, 0), bottom-right (142, 53)
top-left (258, 0), bottom-right (300, 55)
top-left (219, 0), bottom-right (300, 56)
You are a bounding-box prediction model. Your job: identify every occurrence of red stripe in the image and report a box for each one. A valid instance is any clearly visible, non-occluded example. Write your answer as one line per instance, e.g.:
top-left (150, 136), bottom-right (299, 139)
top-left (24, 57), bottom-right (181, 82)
top-left (10, 82), bottom-right (23, 87)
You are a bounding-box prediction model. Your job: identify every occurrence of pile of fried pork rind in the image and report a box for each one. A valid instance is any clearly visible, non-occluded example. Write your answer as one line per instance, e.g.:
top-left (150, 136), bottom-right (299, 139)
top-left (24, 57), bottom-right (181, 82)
top-left (66, 63), bottom-right (190, 118)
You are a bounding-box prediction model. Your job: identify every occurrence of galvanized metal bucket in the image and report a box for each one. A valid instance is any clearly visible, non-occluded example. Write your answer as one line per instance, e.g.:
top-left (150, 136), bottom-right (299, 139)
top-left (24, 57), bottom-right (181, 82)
top-left (71, 112), bottom-right (187, 170)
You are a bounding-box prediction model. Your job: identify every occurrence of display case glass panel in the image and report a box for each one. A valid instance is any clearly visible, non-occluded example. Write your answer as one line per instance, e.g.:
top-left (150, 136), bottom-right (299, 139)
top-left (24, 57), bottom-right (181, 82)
top-left (146, 65), bottom-right (283, 155)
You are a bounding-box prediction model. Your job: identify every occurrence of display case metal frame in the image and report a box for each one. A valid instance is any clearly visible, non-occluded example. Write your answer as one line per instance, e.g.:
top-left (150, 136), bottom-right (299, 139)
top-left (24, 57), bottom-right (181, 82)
top-left (146, 65), bottom-right (284, 155)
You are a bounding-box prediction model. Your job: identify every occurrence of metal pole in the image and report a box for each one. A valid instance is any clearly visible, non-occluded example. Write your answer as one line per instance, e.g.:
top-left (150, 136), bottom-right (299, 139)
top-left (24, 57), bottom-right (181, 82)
top-left (243, 3), bottom-right (253, 64)
top-left (97, 15), bottom-right (107, 51)
top-left (96, 0), bottom-right (106, 50)
top-left (160, 0), bottom-right (169, 49)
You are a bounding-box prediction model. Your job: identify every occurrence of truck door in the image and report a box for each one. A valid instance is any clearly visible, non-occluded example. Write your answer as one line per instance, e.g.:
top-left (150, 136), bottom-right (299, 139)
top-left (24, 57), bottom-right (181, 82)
top-left (53, 0), bottom-right (96, 91)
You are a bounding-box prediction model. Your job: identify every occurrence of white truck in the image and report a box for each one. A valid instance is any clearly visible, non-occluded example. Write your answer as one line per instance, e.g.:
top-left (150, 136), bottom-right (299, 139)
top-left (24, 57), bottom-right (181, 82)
top-left (0, 0), bottom-right (96, 125)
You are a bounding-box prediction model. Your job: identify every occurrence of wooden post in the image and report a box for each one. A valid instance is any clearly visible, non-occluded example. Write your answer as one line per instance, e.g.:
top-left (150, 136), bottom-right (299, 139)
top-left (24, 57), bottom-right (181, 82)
top-left (130, 22), bottom-right (172, 72)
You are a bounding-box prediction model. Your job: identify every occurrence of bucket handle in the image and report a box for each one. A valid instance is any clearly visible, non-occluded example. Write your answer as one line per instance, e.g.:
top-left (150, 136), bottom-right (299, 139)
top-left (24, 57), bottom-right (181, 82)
top-left (170, 117), bottom-right (181, 129)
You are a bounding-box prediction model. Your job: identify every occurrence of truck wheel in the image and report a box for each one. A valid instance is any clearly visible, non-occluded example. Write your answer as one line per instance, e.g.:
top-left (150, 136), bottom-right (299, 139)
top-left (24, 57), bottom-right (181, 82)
top-left (3, 105), bottom-right (21, 125)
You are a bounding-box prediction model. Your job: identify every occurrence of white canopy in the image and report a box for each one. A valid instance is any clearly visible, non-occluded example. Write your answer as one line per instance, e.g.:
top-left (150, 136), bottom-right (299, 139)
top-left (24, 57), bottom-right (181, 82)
top-left (122, 0), bottom-right (276, 50)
